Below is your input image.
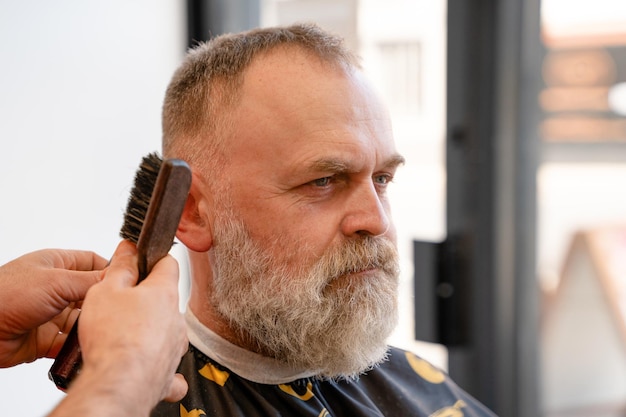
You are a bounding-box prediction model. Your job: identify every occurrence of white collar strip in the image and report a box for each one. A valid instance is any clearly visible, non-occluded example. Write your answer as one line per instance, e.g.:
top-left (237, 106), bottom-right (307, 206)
top-left (185, 308), bottom-right (320, 385)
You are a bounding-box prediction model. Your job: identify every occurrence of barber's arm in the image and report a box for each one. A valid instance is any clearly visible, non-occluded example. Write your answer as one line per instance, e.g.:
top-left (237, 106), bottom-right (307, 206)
top-left (0, 241), bottom-right (188, 416)
top-left (48, 240), bottom-right (188, 416)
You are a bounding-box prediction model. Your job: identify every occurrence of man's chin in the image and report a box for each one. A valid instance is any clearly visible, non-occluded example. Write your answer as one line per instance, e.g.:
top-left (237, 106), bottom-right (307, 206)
top-left (270, 316), bottom-right (396, 380)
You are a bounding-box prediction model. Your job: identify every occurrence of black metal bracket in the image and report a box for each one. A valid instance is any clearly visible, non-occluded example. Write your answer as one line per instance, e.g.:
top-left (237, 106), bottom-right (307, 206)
top-left (413, 234), bottom-right (470, 347)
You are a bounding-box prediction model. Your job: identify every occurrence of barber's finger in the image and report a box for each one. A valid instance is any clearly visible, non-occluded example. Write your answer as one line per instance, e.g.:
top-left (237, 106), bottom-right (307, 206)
top-left (52, 249), bottom-right (109, 272)
top-left (46, 250), bottom-right (108, 302)
top-left (136, 252), bottom-right (180, 289)
top-left (102, 240), bottom-right (139, 287)
top-left (162, 373), bottom-right (188, 402)
top-left (41, 307), bottom-right (81, 358)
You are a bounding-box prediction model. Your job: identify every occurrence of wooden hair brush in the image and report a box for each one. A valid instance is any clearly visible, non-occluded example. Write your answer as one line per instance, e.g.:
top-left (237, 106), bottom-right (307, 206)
top-left (48, 153), bottom-right (192, 390)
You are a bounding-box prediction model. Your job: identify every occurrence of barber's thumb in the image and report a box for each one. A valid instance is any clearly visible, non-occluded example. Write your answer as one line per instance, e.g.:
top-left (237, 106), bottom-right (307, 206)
top-left (162, 373), bottom-right (188, 402)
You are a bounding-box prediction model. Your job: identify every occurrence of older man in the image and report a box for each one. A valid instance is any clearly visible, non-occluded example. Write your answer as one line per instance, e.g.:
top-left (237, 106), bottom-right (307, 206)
top-left (153, 23), bottom-right (496, 417)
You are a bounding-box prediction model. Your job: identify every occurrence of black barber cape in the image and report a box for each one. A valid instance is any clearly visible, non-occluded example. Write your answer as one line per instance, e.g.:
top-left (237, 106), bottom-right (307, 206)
top-left (151, 311), bottom-right (497, 417)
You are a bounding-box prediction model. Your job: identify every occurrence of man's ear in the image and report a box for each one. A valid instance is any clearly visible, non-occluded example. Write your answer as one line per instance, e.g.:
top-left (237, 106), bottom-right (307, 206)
top-left (176, 172), bottom-right (213, 252)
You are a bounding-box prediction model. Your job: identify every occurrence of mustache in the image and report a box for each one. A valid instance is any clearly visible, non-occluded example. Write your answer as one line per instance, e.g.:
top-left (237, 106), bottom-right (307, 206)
top-left (315, 236), bottom-right (400, 282)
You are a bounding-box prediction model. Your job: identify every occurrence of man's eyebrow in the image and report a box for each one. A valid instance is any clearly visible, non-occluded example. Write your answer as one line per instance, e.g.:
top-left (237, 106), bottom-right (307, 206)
top-left (309, 158), bottom-right (352, 173)
top-left (307, 153), bottom-right (406, 173)
top-left (385, 153), bottom-right (406, 169)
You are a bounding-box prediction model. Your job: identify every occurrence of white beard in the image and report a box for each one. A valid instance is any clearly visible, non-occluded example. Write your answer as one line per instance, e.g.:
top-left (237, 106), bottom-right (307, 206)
top-left (209, 214), bottom-right (400, 380)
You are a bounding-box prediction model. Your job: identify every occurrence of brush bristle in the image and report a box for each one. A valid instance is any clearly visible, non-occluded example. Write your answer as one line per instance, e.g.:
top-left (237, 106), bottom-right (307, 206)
top-left (120, 152), bottom-right (163, 244)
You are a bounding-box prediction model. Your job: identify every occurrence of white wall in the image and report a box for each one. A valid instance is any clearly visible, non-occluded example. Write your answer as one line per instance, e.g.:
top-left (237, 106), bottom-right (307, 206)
top-left (0, 1), bottom-right (185, 415)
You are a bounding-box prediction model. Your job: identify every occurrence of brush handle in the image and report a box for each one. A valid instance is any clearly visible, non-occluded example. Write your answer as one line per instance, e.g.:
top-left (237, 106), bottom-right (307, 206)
top-left (48, 319), bottom-right (82, 390)
top-left (48, 158), bottom-right (191, 390)
top-left (136, 159), bottom-right (192, 280)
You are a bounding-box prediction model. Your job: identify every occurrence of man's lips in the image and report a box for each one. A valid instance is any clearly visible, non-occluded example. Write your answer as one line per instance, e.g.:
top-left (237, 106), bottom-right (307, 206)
top-left (332, 266), bottom-right (381, 282)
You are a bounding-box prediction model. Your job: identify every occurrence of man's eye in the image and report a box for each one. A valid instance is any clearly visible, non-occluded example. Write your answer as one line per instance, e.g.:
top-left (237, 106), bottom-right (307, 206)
top-left (374, 174), bottom-right (393, 185)
top-left (311, 177), bottom-right (332, 187)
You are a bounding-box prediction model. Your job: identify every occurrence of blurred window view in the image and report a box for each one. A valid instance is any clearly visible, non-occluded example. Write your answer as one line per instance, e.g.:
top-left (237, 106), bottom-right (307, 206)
top-left (376, 41), bottom-right (422, 116)
top-left (539, 0), bottom-right (626, 416)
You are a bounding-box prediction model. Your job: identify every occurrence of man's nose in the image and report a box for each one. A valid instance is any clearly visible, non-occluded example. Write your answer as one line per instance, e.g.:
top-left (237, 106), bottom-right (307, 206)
top-left (340, 182), bottom-right (391, 237)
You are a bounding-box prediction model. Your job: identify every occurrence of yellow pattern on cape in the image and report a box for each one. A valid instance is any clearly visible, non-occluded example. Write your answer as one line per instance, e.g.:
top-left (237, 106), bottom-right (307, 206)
top-left (179, 403), bottom-right (207, 417)
top-left (198, 362), bottom-right (230, 386)
top-left (429, 400), bottom-right (467, 417)
top-left (405, 351), bottom-right (446, 384)
top-left (278, 381), bottom-right (315, 401)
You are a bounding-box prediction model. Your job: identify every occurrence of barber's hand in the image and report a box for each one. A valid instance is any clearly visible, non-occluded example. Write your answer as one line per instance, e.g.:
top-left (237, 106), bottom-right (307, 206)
top-left (77, 240), bottom-right (188, 407)
top-left (0, 249), bottom-right (107, 368)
